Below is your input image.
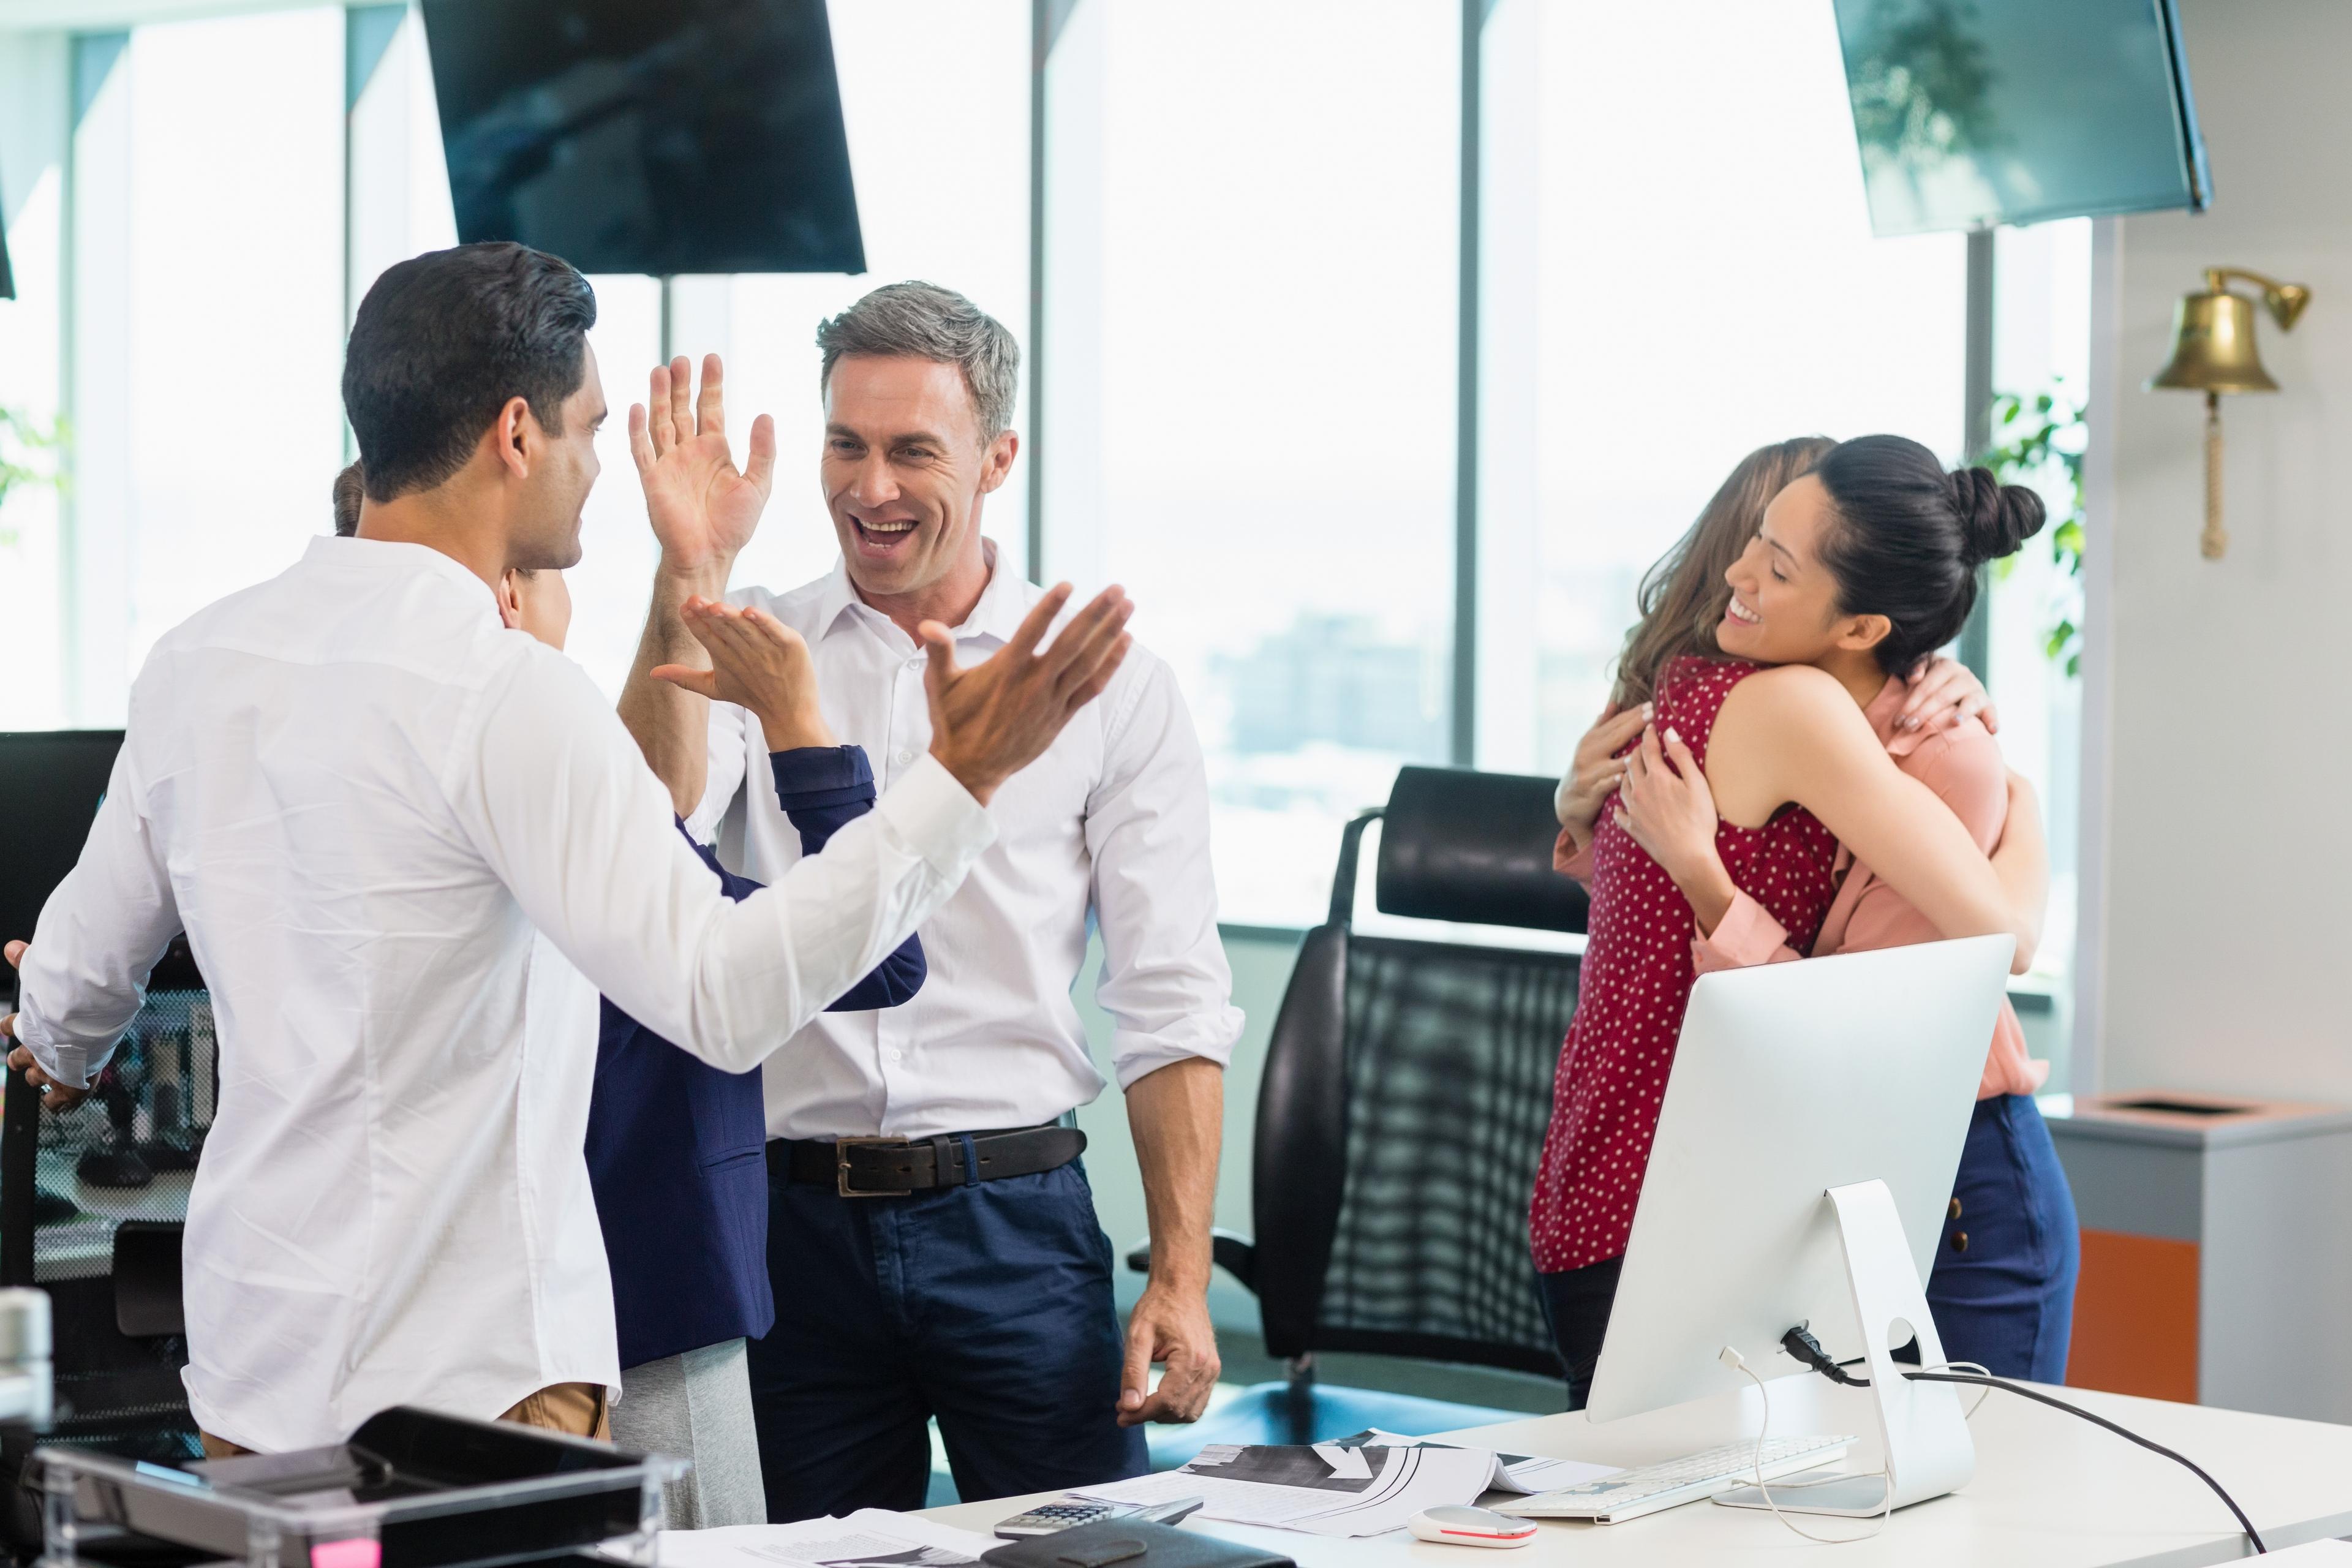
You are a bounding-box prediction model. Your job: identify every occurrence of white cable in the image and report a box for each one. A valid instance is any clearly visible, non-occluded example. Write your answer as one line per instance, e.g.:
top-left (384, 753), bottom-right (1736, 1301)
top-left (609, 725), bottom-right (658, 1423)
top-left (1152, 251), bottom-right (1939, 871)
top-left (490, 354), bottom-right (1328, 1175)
top-left (1921, 1360), bottom-right (1994, 1419)
top-left (1719, 1346), bottom-right (1894, 1546)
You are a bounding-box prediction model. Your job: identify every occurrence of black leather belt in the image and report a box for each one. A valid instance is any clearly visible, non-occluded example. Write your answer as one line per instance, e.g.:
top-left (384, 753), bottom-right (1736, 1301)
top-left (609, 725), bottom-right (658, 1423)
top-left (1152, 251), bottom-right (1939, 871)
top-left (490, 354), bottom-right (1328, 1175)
top-left (771, 1125), bottom-right (1086, 1197)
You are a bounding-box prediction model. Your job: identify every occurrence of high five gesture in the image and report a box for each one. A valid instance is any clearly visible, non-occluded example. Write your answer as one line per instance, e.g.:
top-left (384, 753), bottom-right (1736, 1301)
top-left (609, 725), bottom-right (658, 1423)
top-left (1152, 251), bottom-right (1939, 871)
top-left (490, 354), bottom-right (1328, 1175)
top-left (630, 354), bottom-right (776, 576)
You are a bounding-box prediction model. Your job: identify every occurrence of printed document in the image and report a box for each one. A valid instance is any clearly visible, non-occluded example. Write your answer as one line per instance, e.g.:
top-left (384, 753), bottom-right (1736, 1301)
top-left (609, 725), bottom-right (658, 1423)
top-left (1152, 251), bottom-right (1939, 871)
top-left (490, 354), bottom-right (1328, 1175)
top-left (1076, 1441), bottom-right (1613, 1539)
top-left (657, 1509), bottom-right (998, 1568)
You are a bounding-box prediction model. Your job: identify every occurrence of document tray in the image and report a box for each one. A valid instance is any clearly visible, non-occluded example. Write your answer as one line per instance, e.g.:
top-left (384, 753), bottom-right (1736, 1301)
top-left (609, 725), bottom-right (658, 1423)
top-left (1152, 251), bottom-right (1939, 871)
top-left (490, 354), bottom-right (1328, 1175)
top-left (36, 1406), bottom-right (680, 1568)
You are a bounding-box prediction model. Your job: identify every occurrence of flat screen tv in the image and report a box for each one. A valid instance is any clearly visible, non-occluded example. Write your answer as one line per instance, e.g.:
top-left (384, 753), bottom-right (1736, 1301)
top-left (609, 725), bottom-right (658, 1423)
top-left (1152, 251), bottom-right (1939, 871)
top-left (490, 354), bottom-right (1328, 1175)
top-left (420, 0), bottom-right (864, 276)
top-left (1831, 0), bottom-right (2212, 235)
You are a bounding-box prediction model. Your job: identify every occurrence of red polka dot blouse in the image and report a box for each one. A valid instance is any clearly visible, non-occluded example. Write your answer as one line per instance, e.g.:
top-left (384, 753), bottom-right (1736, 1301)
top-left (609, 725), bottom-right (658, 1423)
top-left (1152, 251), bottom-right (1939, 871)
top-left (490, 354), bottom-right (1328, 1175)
top-left (1529, 657), bottom-right (1839, 1275)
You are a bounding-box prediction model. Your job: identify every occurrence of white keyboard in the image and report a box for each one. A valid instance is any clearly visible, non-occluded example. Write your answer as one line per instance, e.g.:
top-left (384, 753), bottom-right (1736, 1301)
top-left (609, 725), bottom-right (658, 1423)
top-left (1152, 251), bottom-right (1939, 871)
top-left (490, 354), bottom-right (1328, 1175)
top-left (1496, 1435), bottom-right (1855, 1524)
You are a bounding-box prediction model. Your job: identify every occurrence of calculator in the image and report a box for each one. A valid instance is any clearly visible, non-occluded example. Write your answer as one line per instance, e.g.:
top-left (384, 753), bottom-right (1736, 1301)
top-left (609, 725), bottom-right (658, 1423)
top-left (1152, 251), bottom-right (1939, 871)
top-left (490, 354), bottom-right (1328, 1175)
top-left (992, 1495), bottom-right (1206, 1539)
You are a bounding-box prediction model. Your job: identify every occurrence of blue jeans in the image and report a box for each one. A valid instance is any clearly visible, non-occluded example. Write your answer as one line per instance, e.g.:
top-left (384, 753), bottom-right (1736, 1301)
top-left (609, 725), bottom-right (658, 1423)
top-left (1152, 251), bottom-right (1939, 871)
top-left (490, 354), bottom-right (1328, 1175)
top-left (1926, 1094), bottom-right (2080, 1384)
top-left (745, 1158), bottom-right (1149, 1521)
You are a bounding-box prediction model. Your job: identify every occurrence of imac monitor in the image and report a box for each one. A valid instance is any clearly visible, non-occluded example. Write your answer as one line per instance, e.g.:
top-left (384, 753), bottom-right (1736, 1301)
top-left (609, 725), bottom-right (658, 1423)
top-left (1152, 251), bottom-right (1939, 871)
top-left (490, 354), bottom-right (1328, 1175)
top-left (420, 0), bottom-right (864, 276)
top-left (1831, 0), bottom-right (2212, 234)
top-left (1586, 935), bottom-right (2015, 1427)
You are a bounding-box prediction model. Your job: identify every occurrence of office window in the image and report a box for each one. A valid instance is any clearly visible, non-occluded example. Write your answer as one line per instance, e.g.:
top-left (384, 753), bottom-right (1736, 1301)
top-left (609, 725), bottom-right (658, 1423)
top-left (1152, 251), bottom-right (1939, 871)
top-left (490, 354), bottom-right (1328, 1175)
top-left (724, 0), bottom-right (1032, 603)
top-left (1986, 217), bottom-right (2093, 1085)
top-left (1474, 0), bottom-right (1967, 775)
top-left (1042, 0), bottom-right (1461, 929)
top-left (69, 9), bottom-right (347, 724)
top-left (0, 34), bottom-right (67, 731)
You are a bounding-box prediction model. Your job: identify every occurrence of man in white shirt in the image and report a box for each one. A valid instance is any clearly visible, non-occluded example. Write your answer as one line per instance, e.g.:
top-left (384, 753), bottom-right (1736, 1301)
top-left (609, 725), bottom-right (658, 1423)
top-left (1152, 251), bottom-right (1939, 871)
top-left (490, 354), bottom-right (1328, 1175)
top-left (617, 282), bottom-right (1242, 1518)
top-left (0, 244), bottom-right (1133, 1455)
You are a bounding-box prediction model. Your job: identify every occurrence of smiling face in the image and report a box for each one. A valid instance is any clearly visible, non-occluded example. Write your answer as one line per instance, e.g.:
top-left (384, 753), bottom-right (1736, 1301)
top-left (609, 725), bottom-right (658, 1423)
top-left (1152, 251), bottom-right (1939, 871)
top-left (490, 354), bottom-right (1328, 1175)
top-left (507, 340), bottom-right (606, 573)
top-left (1719, 473), bottom-right (1888, 668)
top-left (820, 353), bottom-right (1016, 609)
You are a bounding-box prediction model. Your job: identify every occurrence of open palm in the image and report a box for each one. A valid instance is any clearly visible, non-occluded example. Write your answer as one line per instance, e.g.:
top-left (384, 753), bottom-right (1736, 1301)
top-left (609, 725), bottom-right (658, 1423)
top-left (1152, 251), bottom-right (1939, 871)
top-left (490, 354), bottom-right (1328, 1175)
top-left (630, 353), bottom-right (777, 574)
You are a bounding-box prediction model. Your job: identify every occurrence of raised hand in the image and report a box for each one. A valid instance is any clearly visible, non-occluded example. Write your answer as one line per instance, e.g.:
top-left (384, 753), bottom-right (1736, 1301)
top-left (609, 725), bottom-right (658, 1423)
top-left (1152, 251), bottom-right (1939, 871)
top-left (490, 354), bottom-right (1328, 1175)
top-left (925, 584), bottom-right (1134, 805)
top-left (628, 354), bottom-right (777, 576)
top-left (652, 599), bottom-right (837, 752)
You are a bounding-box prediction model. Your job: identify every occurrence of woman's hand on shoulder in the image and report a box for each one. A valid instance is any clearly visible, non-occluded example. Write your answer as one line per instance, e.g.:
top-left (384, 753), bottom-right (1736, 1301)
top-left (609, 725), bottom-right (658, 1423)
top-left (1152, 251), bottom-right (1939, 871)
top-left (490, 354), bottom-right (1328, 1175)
top-left (1896, 655), bottom-right (1999, 736)
top-left (1615, 725), bottom-right (1739, 934)
top-left (1556, 701), bottom-right (1651, 831)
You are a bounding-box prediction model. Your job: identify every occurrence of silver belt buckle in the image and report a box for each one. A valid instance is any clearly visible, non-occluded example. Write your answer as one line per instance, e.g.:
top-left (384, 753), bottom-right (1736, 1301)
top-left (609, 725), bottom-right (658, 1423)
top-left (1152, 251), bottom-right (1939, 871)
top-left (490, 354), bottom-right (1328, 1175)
top-left (835, 1136), bottom-right (913, 1197)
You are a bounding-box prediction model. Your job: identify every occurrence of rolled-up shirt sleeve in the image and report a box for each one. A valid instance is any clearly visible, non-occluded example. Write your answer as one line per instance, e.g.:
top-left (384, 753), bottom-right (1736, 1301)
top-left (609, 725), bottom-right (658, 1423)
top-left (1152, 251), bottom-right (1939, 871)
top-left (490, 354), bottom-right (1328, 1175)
top-left (1690, 891), bottom-right (1802, 974)
top-left (682, 696), bottom-right (752, 845)
top-left (453, 650), bottom-right (992, 1073)
top-left (1085, 660), bottom-right (1244, 1090)
top-left (14, 739), bottom-right (183, 1089)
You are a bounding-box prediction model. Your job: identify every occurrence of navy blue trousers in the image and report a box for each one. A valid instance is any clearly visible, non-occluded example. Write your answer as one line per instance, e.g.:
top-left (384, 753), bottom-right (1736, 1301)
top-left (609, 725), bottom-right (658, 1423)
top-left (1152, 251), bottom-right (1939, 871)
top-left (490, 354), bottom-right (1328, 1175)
top-left (745, 1159), bottom-right (1149, 1521)
top-left (1925, 1093), bottom-right (2080, 1384)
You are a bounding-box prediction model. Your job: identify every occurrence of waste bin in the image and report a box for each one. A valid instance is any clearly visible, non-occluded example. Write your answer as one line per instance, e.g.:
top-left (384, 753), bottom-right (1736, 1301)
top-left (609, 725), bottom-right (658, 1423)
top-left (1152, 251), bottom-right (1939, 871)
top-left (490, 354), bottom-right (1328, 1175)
top-left (2046, 1091), bottom-right (2352, 1420)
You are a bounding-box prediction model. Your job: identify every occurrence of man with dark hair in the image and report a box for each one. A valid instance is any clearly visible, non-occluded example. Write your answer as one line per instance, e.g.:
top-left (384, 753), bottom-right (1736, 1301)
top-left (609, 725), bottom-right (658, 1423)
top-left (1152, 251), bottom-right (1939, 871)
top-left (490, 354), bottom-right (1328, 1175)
top-left (1, 242), bottom-right (1134, 1455)
top-left (619, 281), bottom-right (1235, 1519)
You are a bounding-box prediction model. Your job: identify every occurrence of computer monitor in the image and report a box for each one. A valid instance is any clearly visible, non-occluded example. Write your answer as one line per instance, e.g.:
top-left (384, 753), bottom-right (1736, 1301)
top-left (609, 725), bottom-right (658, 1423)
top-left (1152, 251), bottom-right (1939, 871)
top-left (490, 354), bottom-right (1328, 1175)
top-left (1, 733), bottom-right (126, 995)
top-left (1586, 935), bottom-right (2015, 1514)
top-left (1831, 0), bottom-right (2211, 235)
top-left (0, 732), bottom-right (203, 1002)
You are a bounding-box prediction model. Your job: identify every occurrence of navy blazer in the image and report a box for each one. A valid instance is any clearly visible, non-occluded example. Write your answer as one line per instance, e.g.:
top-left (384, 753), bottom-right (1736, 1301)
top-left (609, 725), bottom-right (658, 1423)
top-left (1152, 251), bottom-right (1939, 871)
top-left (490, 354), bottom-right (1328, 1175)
top-left (584, 746), bottom-right (923, 1370)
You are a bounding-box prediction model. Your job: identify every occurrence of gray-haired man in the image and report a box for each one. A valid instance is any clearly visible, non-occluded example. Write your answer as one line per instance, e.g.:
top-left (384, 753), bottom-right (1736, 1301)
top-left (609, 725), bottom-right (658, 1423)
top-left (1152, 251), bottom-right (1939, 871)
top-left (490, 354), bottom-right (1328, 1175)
top-left (616, 282), bottom-right (1240, 1518)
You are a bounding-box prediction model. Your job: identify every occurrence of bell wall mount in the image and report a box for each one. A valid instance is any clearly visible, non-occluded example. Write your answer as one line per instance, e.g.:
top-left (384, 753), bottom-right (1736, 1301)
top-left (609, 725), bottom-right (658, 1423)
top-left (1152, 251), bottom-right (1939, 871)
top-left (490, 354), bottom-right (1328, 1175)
top-left (2148, 267), bottom-right (2312, 561)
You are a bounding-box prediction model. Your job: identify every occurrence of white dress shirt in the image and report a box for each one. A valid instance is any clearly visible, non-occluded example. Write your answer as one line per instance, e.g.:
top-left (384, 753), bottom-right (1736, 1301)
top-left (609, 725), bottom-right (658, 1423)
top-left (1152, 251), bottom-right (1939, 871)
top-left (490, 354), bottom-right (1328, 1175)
top-left (687, 546), bottom-right (1244, 1139)
top-left (13, 537), bottom-right (994, 1452)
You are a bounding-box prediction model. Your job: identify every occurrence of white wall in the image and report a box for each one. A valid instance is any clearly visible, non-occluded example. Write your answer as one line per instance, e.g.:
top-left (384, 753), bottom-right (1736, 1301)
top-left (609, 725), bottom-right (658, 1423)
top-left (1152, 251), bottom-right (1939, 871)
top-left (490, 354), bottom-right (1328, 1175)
top-left (2096, 0), bottom-right (2352, 1099)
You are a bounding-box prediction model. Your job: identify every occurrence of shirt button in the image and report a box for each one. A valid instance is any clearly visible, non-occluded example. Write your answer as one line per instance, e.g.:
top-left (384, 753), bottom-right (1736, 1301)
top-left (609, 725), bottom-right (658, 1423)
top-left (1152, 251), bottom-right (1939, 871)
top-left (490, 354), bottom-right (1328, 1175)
top-left (894, 748), bottom-right (914, 764)
top-left (905, 657), bottom-right (924, 671)
top-left (887, 1049), bottom-right (903, 1063)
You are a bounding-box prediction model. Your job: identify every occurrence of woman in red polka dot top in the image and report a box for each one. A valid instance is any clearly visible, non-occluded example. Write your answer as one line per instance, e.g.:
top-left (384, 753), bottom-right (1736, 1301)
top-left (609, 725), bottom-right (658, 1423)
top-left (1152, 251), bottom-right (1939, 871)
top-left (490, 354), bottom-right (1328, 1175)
top-left (1531, 435), bottom-right (2049, 1407)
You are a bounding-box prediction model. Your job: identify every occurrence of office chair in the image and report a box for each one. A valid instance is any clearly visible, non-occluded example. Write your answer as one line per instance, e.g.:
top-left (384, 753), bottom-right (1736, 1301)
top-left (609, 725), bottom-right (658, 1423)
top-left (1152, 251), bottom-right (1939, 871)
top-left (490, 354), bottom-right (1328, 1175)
top-left (0, 937), bottom-right (208, 1555)
top-left (1131, 765), bottom-right (1587, 1462)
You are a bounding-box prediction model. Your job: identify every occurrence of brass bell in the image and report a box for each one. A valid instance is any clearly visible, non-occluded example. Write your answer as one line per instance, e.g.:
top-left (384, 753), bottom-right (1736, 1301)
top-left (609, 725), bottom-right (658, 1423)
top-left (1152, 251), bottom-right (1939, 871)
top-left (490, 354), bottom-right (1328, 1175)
top-left (2147, 268), bottom-right (2312, 560)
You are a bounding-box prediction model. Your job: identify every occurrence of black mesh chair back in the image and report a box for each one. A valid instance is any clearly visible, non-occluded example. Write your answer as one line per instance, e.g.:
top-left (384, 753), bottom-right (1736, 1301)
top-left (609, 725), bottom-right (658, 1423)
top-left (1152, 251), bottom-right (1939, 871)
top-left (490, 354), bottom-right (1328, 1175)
top-left (0, 730), bottom-right (205, 1481)
top-left (1252, 766), bottom-right (1585, 1378)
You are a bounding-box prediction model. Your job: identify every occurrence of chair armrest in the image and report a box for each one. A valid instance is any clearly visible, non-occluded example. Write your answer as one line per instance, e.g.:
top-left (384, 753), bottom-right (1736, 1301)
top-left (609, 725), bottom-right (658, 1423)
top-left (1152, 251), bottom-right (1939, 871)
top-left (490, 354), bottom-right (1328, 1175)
top-left (1123, 1229), bottom-right (1260, 1295)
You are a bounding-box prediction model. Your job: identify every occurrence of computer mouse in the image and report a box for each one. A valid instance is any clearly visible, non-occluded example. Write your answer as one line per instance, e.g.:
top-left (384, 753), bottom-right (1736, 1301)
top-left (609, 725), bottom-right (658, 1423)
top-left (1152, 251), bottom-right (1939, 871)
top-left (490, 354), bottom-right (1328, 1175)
top-left (1406, 1506), bottom-right (1540, 1548)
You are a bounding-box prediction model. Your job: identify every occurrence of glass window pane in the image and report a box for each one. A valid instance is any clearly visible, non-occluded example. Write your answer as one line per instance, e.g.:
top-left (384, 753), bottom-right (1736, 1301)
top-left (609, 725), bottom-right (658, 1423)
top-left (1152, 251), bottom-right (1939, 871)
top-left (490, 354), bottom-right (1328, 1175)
top-left (0, 35), bottom-right (69, 730)
top-left (725, 0), bottom-right (1032, 601)
top-left (123, 9), bottom-right (348, 688)
top-left (1988, 216), bottom-right (2092, 1087)
top-left (1479, 0), bottom-right (1967, 774)
top-left (1047, 0), bottom-right (1461, 929)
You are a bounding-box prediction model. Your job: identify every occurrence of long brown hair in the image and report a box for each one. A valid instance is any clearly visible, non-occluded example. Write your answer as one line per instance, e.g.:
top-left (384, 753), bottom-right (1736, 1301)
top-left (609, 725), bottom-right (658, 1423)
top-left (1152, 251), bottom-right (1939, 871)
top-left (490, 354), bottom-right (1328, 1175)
top-left (1610, 435), bottom-right (1836, 709)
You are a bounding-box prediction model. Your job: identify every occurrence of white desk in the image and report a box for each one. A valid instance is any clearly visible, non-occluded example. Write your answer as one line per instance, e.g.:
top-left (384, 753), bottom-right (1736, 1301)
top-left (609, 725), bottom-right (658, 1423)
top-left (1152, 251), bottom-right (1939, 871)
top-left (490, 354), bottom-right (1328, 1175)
top-left (924, 1378), bottom-right (2352, 1566)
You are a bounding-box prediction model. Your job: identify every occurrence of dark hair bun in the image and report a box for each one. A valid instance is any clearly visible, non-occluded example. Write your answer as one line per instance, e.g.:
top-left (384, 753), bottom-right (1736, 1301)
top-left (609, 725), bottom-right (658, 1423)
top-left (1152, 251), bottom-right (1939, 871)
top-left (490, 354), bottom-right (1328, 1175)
top-left (1947, 466), bottom-right (2046, 565)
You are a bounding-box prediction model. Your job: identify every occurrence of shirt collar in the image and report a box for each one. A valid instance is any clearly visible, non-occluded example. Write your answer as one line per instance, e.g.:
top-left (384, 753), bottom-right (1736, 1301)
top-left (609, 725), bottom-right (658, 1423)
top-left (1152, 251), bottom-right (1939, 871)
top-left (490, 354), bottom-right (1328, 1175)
top-left (305, 534), bottom-right (501, 620)
top-left (815, 538), bottom-right (1028, 647)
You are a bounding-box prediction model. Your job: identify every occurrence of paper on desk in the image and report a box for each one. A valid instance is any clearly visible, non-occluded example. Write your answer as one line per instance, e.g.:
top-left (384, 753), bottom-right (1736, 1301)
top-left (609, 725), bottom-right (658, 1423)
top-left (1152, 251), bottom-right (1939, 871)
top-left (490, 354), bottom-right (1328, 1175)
top-left (656, 1508), bottom-right (998, 1568)
top-left (1327, 1428), bottom-right (1621, 1494)
top-left (1075, 1443), bottom-right (1507, 1538)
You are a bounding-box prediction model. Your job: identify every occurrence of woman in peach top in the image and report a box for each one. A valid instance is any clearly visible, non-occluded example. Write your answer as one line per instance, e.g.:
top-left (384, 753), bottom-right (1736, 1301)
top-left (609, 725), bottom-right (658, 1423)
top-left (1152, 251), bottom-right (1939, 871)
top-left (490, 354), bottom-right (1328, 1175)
top-left (1564, 446), bottom-right (2076, 1384)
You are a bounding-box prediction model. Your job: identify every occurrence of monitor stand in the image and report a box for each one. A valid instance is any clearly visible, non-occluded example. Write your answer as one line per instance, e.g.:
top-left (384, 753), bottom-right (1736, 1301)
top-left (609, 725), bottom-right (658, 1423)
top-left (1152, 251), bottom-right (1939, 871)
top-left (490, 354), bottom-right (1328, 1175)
top-left (1715, 1178), bottom-right (1975, 1518)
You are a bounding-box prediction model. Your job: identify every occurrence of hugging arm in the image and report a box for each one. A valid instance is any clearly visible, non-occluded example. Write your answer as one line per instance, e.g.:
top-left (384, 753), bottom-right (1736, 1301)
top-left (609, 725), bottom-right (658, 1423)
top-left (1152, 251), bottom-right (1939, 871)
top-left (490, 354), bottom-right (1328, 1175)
top-left (1707, 667), bottom-right (2034, 974)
